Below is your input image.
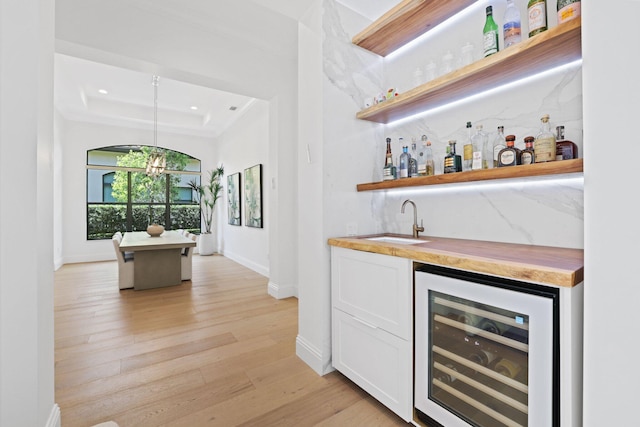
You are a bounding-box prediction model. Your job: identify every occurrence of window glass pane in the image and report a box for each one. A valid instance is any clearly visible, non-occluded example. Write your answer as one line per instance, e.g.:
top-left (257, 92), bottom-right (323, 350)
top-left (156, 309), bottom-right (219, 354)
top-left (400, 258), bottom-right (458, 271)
top-left (86, 146), bottom-right (202, 239)
top-left (87, 204), bottom-right (127, 240)
top-left (130, 172), bottom-right (166, 204)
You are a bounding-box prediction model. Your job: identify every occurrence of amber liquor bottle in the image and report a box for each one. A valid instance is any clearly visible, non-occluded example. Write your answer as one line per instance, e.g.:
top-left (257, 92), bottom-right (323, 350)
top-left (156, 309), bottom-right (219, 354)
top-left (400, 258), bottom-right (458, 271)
top-left (555, 126), bottom-right (578, 160)
top-left (498, 135), bottom-right (520, 167)
top-left (382, 137), bottom-right (395, 181)
top-left (444, 140), bottom-right (462, 173)
top-left (520, 136), bottom-right (536, 165)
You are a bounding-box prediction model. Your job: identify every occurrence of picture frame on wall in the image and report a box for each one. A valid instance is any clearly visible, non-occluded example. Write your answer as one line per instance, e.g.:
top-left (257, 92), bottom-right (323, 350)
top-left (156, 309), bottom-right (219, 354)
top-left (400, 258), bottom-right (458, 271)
top-left (227, 172), bottom-right (241, 226)
top-left (243, 164), bottom-right (263, 228)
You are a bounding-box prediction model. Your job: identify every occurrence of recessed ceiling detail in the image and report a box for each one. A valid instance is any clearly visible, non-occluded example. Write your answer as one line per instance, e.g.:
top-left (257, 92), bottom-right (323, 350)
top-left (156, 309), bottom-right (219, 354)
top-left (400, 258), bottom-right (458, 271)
top-left (54, 54), bottom-right (256, 138)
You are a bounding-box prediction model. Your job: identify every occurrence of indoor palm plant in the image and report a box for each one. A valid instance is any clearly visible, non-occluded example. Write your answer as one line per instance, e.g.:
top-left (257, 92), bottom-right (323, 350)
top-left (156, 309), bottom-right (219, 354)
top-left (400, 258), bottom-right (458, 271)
top-left (189, 165), bottom-right (224, 255)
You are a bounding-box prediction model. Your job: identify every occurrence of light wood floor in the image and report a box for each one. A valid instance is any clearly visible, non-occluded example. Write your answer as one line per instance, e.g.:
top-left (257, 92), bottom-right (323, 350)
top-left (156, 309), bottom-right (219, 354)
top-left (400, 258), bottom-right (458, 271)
top-left (54, 254), bottom-right (410, 427)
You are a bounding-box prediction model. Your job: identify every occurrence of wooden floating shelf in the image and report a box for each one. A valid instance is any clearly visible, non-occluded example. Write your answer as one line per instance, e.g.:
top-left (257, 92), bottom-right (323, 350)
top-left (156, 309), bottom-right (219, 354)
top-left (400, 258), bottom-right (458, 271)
top-left (356, 18), bottom-right (582, 124)
top-left (356, 159), bottom-right (583, 192)
top-left (352, 0), bottom-right (475, 57)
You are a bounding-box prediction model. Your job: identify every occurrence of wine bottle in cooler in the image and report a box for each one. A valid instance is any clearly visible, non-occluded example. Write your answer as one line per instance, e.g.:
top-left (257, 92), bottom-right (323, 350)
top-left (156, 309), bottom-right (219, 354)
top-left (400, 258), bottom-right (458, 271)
top-left (495, 357), bottom-right (523, 379)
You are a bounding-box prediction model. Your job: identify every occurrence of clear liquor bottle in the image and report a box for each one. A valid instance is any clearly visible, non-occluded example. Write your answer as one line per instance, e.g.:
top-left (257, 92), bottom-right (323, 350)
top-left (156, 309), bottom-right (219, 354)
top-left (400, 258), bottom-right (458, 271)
top-left (410, 140), bottom-right (419, 177)
top-left (471, 124), bottom-right (488, 170)
top-left (528, 0), bottom-right (548, 38)
top-left (463, 121), bottom-right (473, 171)
top-left (444, 140), bottom-right (462, 173)
top-left (534, 114), bottom-right (556, 162)
top-left (417, 135), bottom-right (428, 176)
top-left (425, 140), bottom-right (435, 176)
top-left (493, 126), bottom-right (506, 168)
top-left (399, 146), bottom-right (410, 178)
top-left (483, 6), bottom-right (499, 57)
top-left (503, 0), bottom-right (522, 48)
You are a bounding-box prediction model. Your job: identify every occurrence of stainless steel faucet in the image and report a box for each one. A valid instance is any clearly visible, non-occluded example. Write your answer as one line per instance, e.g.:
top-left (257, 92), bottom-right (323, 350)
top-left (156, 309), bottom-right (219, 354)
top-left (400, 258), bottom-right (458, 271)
top-left (401, 199), bottom-right (424, 238)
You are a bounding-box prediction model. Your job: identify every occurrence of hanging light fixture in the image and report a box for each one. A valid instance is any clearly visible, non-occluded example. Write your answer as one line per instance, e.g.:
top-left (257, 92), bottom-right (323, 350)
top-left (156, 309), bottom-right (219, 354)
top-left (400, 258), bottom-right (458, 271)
top-left (146, 75), bottom-right (166, 177)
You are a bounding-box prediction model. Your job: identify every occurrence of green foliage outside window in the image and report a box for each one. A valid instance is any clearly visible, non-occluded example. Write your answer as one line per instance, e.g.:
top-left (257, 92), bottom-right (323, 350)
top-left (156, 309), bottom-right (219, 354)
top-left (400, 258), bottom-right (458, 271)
top-left (110, 147), bottom-right (190, 203)
top-left (87, 146), bottom-right (202, 240)
top-left (87, 204), bottom-right (200, 240)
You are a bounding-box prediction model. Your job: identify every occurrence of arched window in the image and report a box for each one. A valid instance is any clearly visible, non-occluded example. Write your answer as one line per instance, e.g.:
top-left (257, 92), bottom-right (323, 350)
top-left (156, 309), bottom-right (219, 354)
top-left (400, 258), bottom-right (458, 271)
top-left (86, 145), bottom-right (201, 240)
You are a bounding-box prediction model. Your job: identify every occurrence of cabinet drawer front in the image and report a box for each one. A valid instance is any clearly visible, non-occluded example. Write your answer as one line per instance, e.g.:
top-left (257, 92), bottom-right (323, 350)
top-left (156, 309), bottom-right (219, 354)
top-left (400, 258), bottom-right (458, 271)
top-left (331, 247), bottom-right (411, 339)
top-left (332, 308), bottom-right (412, 421)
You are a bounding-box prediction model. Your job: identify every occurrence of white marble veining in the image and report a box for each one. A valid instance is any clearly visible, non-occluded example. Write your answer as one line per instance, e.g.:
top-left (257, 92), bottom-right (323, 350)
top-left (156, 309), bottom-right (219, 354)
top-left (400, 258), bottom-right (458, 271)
top-left (321, 0), bottom-right (583, 249)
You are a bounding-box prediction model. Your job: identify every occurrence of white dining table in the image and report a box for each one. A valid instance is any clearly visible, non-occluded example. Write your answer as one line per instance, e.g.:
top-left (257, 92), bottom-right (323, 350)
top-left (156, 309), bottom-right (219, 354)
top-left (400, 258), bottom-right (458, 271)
top-left (119, 230), bottom-right (196, 290)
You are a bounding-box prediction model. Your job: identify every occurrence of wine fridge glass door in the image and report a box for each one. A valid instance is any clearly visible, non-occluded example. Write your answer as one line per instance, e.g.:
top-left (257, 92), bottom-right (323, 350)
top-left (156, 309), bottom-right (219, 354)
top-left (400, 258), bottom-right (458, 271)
top-left (415, 269), bottom-right (557, 427)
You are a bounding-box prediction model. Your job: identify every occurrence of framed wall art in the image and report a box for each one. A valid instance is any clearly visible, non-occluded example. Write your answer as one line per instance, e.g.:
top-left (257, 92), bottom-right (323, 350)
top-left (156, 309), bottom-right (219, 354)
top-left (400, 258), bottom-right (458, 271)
top-left (243, 164), bottom-right (263, 228)
top-left (227, 172), bottom-right (241, 226)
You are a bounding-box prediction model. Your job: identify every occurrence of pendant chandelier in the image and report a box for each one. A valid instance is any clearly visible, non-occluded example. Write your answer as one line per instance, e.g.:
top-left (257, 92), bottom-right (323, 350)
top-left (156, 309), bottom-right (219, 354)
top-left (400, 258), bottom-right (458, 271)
top-left (146, 75), bottom-right (166, 177)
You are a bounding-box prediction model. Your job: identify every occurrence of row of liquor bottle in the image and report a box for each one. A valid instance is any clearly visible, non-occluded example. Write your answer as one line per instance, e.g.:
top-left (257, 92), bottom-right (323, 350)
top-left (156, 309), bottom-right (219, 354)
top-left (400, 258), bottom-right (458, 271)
top-left (483, 0), bottom-right (581, 58)
top-left (382, 114), bottom-right (578, 180)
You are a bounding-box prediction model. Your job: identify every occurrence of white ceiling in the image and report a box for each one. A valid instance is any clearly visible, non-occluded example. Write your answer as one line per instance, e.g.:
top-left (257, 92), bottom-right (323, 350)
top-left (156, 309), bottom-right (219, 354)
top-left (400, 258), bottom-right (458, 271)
top-left (54, 0), bottom-right (396, 139)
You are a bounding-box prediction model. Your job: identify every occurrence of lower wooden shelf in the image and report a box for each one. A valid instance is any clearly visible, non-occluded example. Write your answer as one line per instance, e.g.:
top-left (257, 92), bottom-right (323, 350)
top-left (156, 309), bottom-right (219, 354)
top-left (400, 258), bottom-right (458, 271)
top-left (356, 158), bottom-right (583, 192)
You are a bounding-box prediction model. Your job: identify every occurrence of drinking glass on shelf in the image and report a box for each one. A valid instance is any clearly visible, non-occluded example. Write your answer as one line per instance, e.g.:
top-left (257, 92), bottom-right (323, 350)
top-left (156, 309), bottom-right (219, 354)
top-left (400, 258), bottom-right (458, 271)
top-left (440, 51), bottom-right (454, 75)
top-left (460, 42), bottom-right (475, 67)
top-left (425, 60), bottom-right (437, 81)
top-left (413, 67), bottom-right (425, 87)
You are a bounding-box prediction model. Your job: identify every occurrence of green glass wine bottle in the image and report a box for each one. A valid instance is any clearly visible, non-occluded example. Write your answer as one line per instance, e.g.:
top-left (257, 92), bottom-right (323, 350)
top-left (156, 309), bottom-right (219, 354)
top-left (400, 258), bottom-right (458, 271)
top-left (483, 6), bottom-right (499, 57)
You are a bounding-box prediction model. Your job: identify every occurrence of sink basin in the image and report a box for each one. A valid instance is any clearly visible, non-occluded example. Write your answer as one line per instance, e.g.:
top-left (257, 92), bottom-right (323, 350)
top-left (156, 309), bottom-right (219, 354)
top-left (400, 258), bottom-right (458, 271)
top-left (365, 236), bottom-right (428, 245)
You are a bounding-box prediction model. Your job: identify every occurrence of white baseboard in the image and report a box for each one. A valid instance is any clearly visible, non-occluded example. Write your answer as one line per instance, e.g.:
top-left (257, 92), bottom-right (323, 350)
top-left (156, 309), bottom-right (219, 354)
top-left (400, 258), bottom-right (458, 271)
top-left (221, 250), bottom-right (269, 277)
top-left (296, 335), bottom-right (334, 376)
top-left (45, 404), bottom-right (61, 427)
top-left (268, 280), bottom-right (298, 299)
top-left (64, 252), bottom-right (114, 265)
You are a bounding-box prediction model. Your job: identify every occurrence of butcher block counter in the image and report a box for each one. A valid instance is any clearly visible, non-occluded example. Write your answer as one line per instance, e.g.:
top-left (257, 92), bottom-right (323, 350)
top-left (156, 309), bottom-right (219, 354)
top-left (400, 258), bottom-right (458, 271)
top-left (327, 234), bottom-right (583, 288)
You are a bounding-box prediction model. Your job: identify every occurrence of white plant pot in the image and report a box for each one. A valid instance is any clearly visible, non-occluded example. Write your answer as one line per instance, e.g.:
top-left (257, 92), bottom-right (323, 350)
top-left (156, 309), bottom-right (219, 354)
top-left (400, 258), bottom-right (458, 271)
top-left (198, 232), bottom-right (216, 256)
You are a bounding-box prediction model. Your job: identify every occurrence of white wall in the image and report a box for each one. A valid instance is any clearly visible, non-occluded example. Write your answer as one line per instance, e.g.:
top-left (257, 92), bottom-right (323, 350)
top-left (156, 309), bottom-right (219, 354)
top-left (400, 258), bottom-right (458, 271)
top-left (58, 118), bottom-right (215, 263)
top-left (216, 100), bottom-right (270, 277)
top-left (0, 0), bottom-right (58, 426)
top-left (582, 1), bottom-right (639, 425)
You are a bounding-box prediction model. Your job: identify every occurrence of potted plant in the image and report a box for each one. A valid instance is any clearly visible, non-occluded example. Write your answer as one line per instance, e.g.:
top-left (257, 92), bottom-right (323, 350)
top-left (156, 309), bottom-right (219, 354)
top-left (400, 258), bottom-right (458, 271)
top-left (189, 165), bottom-right (224, 255)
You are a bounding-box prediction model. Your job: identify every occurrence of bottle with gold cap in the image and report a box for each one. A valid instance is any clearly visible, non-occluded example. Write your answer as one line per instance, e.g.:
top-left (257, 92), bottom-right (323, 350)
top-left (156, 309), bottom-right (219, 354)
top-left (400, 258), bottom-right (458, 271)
top-left (534, 114), bottom-right (556, 162)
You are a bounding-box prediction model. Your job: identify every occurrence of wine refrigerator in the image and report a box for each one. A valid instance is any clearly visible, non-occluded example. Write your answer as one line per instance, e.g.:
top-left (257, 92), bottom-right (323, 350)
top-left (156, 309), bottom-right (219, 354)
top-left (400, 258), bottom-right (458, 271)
top-left (414, 264), bottom-right (582, 427)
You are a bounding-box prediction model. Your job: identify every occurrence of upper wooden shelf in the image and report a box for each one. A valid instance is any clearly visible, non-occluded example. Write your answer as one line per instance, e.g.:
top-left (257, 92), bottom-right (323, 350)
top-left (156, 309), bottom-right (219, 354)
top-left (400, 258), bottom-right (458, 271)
top-left (356, 18), bottom-right (582, 124)
top-left (352, 0), bottom-right (475, 57)
top-left (356, 159), bottom-right (583, 191)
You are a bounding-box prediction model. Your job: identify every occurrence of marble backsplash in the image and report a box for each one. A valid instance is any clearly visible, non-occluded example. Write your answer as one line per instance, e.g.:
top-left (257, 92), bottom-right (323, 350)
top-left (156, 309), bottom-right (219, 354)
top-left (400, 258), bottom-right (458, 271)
top-left (323, 0), bottom-right (583, 249)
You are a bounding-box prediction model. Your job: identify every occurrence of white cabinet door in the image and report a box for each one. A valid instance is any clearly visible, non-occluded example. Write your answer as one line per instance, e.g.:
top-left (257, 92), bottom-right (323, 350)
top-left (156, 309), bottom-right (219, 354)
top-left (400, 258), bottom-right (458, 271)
top-left (332, 308), bottom-right (412, 421)
top-left (331, 247), bottom-right (412, 339)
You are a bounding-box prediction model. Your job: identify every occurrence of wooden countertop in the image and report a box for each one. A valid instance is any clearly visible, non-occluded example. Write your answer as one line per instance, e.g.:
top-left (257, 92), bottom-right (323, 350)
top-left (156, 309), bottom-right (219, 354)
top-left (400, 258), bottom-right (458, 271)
top-left (327, 234), bottom-right (583, 288)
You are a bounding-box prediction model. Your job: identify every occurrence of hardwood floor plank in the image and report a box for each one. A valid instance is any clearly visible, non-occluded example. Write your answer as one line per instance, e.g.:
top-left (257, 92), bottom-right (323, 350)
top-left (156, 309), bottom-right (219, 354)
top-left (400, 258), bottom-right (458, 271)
top-left (54, 254), bottom-right (410, 426)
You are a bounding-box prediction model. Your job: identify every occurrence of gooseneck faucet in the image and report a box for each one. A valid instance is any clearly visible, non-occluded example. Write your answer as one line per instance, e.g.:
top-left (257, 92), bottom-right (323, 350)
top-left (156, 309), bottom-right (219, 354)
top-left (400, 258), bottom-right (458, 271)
top-left (401, 199), bottom-right (424, 238)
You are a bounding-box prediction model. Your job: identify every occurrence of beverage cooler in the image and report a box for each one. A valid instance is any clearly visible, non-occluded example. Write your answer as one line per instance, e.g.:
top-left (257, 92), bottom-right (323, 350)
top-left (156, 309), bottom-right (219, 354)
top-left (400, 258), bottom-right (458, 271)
top-left (414, 264), bottom-right (582, 427)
